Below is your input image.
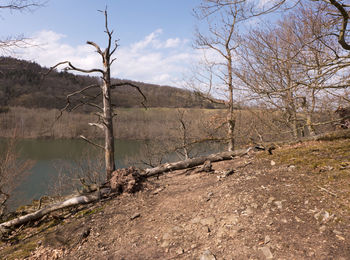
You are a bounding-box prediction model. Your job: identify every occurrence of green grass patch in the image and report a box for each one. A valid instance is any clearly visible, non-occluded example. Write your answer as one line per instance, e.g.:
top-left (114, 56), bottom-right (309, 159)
top-left (262, 138), bottom-right (350, 177)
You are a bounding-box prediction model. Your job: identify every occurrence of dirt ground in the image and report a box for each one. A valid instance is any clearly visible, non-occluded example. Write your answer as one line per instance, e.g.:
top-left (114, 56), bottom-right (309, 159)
top-left (1, 138), bottom-right (350, 259)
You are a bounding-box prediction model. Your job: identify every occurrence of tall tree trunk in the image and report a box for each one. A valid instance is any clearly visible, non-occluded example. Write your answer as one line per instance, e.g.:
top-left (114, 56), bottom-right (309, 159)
top-left (227, 55), bottom-right (235, 152)
top-left (102, 57), bottom-right (115, 181)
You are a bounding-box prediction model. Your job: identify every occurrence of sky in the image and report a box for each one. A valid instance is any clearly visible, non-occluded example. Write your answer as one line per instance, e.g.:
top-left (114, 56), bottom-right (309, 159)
top-left (1, 0), bottom-right (205, 86)
top-left (1, 0), bottom-right (276, 87)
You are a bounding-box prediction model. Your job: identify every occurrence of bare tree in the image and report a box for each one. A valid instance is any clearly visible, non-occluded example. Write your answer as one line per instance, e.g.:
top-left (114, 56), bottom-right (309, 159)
top-left (0, 135), bottom-right (34, 218)
top-left (0, 0), bottom-right (44, 52)
top-left (194, 0), bottom-right (247, 151)
top-left (235, 2), bottom-right (346, 139)
top-left (50, 10), bottom-right (146, 181)
top-left (323, 0), bottom-right (350, 50)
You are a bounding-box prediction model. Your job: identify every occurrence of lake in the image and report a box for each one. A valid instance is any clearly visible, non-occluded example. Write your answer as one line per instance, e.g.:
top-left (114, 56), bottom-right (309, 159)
top-left (2, 139), bottom-right (222, 210)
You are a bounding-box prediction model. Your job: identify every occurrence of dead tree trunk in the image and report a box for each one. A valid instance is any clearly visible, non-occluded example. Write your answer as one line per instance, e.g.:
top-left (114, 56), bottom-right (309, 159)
top-left (47, 10), bottom-right (147, 181)
top-left (143, 147), bottom-right (251, 178)
top-left (101, 51), bottom-right (115, 180)
top-left (0, 188), bottom-right (111, 236)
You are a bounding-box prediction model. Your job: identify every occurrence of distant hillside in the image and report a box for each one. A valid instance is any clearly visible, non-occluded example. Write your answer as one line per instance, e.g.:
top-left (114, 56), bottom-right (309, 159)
top-left (0, 57), bottom-right (221, 110)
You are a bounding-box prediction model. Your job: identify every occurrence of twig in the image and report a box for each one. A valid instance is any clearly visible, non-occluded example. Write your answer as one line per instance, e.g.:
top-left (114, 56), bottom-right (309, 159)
top-left (318, 185), bottom-right (337, 197)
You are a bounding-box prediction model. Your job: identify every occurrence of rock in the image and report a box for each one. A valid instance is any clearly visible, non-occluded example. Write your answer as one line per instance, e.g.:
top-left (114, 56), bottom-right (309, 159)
top-left (264, 235), bottom-right (271, 244)
top-left (288, 165), bottom-right (296, 171)
top-left (200, 217), bottom-right (216, 226)
top-left (258, 246), bottom-right (273, 259)
top-left (130, 213), bottom-right (140, 220)
top-left (295, 216), bottom-right (302, 223)
top-left (251, 203), bottom-right (258, 209)
top-left (274, 201), bottom-right (282, 209)
top-left (223, 169), bottom-right (235, 177)
top-left (203, 226), bottom-right (211, 233)
top-left (314, 210), bottom-right (330, 223)
top-left (191, 217), bottom-right (201, 224)
top-left (199, 250), bottom-right (216, 260)
top-left (202, 160), bottom-right (213, 172)
top-left (242, 207), bottom-right (253, 216)
top-left (267, 197), bottom-right (275, 204)
top-left (176, 248), bottom-right (184, 255)
top-left (319, 225), bottom-right (327, 232)
top-left (270, 160), bottom-right (276, 166)
top-left (152, 187), bottom-right (164, 195)
top-left (161, 240), bottom-right (170, 248)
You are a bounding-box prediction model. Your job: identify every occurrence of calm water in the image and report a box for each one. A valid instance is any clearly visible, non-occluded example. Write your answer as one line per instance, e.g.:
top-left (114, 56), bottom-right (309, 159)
top-left (2, 139), bottom-right (222, 210)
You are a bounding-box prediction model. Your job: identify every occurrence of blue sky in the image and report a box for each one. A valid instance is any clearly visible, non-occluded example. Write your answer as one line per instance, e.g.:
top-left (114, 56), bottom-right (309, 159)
top-left (1, 0), bottom-right (274, 87)
top-left (1, 0), bottom-right (203, 86)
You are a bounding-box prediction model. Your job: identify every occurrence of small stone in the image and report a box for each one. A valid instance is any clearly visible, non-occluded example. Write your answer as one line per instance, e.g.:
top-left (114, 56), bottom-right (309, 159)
top-left (244, 207), bottom-right (253, 215)
top-left (130, 213), bottom-right (140, 220)
top-left (270, 160), bottom-right (276, 166)
top-left (319, 225), bottom-right (327, 232)
top-left (259, 246), bottom-right (273, 259)
top-left (264, 235), bottom-right (271, 244)
top-left (203, 226), bottom-right (211, 233)
top-left (251, 203), bottom-right (258, 209)
top-left (161, 240), bottom-right (170, 248)
top-left (295, 216), bottom-right (302, 223)
top-left (191, 217), bottom-right (201, 224)
top-left (267, 197), bottom-right (275, 204)
top-left (274, 201), bottom-right (282, 209)
top-left (176, 248), bottom-right (184, 255)
top-left (152, 187), bottom-right (164, 195)
top-left (191, 244), bottom-right (197, 249)
top-left (199, 250), bottom-right (216, 260)
top-left (314, 210), bottom-right (330, 223)
top-left (336, 235), bottom-right (345, 241)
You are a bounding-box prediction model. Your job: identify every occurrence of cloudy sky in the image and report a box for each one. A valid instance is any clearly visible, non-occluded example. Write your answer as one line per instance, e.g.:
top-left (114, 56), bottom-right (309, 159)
top-left (1, 0), bottom-right (275, 87)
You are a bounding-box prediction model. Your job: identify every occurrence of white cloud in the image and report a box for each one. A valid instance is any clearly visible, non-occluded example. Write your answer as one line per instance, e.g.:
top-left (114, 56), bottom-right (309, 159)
top-left (12, 29), bottom-right (200, 86)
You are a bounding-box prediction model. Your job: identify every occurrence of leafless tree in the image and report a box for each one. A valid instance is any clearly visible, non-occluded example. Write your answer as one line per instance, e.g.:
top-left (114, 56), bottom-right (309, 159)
top-left (236, 2), bottom-right (346, 139)
top-left (50, 10), bottom-right (146, 181)
top-left (0, 135), bottom-right (34, 218)
top-left (193, 0), bottom-right (248, 151)
top-left (0, 0), bottom-right (44, 52)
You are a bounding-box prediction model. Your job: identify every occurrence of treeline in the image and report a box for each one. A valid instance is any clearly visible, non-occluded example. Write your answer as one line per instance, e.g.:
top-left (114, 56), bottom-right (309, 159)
top-left (0, 106), bottom-right (336, 145)
top-left (0, 57), bottom-right (221, 110)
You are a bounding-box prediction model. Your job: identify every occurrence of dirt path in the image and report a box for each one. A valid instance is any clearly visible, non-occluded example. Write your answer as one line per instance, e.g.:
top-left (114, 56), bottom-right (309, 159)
top-left (2, 139), bottom-right (350, 259)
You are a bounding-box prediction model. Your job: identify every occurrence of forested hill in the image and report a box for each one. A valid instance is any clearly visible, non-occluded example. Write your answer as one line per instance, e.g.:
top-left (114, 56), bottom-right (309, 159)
top-left (0, 57), bottom-right (220, 110)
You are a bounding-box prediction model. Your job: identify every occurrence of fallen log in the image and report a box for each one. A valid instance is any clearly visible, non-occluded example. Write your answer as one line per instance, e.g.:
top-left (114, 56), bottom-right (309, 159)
top-left (0, 188), bottom-right (111, 236)
top-left (143, 147), bottom-right (252, 178)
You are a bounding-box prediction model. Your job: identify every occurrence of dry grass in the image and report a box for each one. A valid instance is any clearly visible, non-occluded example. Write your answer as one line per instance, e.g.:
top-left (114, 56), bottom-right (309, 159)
top-left (0, 107), bottom-right (336, 147)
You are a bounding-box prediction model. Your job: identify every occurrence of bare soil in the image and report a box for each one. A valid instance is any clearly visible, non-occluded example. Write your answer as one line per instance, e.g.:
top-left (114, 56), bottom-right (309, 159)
top-left (1, 138), bottom-right (350, 259)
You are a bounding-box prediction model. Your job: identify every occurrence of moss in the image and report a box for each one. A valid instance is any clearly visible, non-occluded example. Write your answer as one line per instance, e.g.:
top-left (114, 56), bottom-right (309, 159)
top-left (75, 206), bottom-right (103, 218)
top-left (0, 240), bottom-right (38, 260)
top-left (260, 139), bottom-right (350, 176)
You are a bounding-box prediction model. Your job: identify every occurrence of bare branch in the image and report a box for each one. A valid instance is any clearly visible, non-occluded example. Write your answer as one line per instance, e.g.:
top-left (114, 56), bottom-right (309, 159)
top-left (111, 82), bottom-right (148, 108)
top-left (80, 135), bottom-right (105, 150)
top-left (328, 0), bottom-right (350, 50)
